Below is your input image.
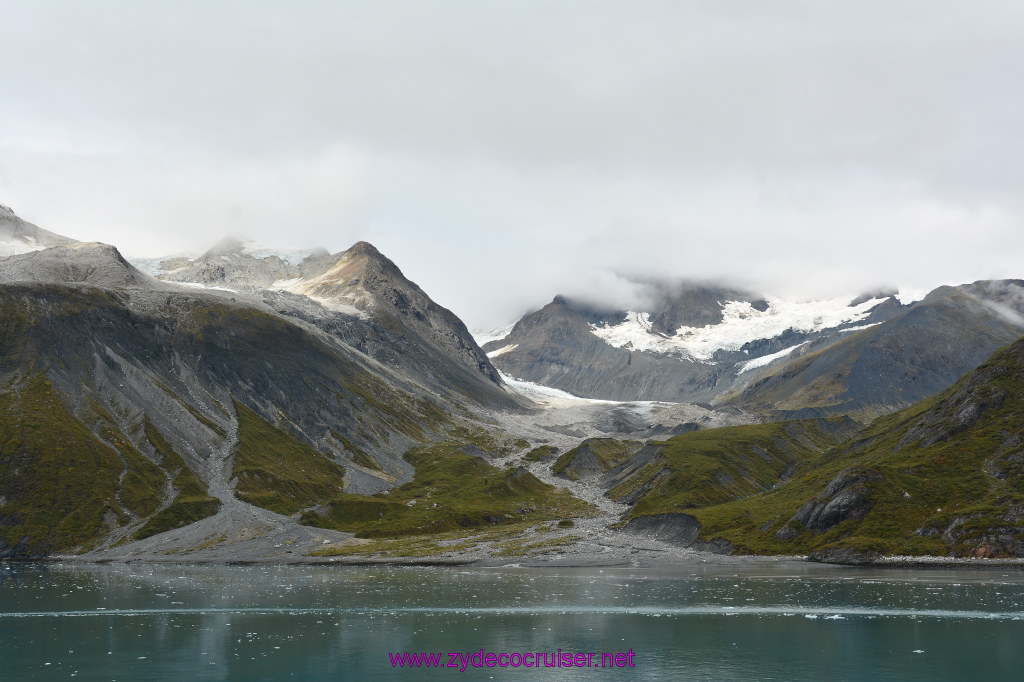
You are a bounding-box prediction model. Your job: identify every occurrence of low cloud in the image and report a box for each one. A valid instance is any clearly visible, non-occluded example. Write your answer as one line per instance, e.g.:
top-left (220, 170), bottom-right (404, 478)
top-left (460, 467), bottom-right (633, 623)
top-left (3, 1), bottom-right (1024, 328)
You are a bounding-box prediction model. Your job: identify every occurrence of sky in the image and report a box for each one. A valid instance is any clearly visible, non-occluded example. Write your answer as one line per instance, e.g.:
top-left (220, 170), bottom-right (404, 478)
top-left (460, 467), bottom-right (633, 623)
top-left (3, 1), bottom-right (1024, 330)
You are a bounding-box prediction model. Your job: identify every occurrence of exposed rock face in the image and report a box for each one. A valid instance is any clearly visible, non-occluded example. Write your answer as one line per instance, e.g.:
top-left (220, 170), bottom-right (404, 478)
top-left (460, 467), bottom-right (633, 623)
top-left (155, 237), bottom-right (517, 409)
top-left (726, 281), bottom-right (1024, 420)
top-left (645, 283), bottom-right (768, 335)
top-left (621, 513), bottom-right (735, 554)
top-left (791, 469), bottom-right (880, 532)
top-left (294, 241), bottom-right (507, 394)
top-left (0, 225), bottom-right (526, 555)
top-left (600, 444), bottom-right (668, 505)
top-left (160, 236), bottom-right (301, 288)
top-left (481, 295), bottom-right (720, 402)
top-left (807, 547), bottom-right (879, 565)
top-left (0, 242), bottom-right (154, 288)
top-left (621, 513), bottom-right (703, 546)
top-left (550, 438), bottom-right (643, 482)
top-left (896, 382), bottom-right (1009, 450)
top-left (486, 279), bottom-right (1024, 419)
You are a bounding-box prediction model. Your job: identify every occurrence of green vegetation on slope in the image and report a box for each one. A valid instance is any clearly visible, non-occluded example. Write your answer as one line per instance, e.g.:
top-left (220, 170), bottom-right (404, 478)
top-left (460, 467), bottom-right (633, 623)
top-left (0, 376), bottom-right (126, 554)
top-left (232, 400), bottom-right (347, 515)
top-left (551, 438), bottom-right (641, 480)
top-left (0, 373), bottom-right (223, 553)
top-left (302, 438), bottom-right (594, 537)
top-left (625, 418), bottom-right (860, 516)
top-left (524, 445), bottom-right (559, 462)
top-left (132, 420), bottom-right (220, 540)
top-left (641, 338), bottom-right (1024, 558)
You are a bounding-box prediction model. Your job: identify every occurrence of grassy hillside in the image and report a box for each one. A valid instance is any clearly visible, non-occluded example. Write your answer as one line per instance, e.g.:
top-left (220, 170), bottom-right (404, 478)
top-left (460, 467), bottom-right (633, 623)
top-left (302, 435), bottom-right (594, 537)
top-left (232, 400), bottom-right (348, 515)
top-left (636, 337), bottom-right (1024, 559)
top-left (551, 437), bottom-right (641, 480)
top-left (616, 417), bottom-right (860, 514)
top-left (0, 375), bottom-right (219, 555)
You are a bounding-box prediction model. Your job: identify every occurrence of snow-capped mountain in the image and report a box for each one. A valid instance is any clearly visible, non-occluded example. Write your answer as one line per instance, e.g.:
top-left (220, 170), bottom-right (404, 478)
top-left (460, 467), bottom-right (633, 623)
top-left (588, 296), bottom-right (890, 363)
top-left (481, 281), bottom-right (1024, 419)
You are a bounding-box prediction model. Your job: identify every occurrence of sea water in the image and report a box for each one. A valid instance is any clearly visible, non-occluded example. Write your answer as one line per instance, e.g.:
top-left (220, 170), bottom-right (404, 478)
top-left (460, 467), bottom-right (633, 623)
top-left (1, 562), bottom-right (1023, 680)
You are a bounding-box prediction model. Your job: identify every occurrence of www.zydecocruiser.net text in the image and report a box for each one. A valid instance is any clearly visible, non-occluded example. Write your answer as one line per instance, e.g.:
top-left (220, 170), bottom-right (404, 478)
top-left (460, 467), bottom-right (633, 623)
top-left (389, 649), bottom-right (637, 670)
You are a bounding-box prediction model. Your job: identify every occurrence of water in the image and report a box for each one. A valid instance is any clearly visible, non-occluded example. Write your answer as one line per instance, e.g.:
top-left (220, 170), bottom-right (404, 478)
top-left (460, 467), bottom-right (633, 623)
top-left (2, 562), bottom-right (1023, 680)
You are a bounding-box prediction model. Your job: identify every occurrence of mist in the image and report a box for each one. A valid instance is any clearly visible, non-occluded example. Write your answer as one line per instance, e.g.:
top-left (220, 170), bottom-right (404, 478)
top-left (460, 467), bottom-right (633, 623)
top-left (3, 1), bottom-right (1024, 329)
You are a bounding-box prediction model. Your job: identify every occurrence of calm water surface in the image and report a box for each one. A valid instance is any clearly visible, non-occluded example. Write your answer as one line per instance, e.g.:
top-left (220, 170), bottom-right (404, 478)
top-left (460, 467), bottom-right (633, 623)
top-left (1, 561), bottom-right (1023, 680)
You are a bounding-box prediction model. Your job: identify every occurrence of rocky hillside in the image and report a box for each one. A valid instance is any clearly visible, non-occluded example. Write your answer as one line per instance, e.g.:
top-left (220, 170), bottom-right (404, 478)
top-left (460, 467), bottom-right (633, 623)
top-left (154, 237), bottom-right (516, 409)
top-left (0, 207), bottom-right (529, 557)
top-left (720, 280), bottom-right (1024, 420)
top-left (484, 280), bottom-right (1024, 419)
top-left (286, 241), bottom-right (509, 406)
top-left (619, 334), bottom-right (1024, 560)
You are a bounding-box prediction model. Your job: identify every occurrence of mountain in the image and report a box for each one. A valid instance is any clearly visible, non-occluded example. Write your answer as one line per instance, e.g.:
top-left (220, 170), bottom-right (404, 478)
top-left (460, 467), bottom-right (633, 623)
top-left (0, 241), bottom-right (153, 288)
top-left (149, 236), bottom-right (514, 408)
top-left (0, 243), bottom-right (464, 555)
top-left (484, 280), bottom-right (1024, 419)
top-left (285, 241), bottom-right (509, 404)
top-left (719, 280), bottom-right (1024, 420)
top-left (615, 334), bottom-right (1024, 560)
top-left (156, 236), bottom-right (326, 289)
top-left (0, 203), bottom-right (78, 255)
top-left (0, 206), bottom-right (527, 558)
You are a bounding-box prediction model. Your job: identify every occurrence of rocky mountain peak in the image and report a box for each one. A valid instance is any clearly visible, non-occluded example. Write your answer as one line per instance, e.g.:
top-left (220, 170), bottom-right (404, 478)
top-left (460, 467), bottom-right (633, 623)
top-left (295, 240), bottom-right (506, 390)
top-left (0, 241), bottom-right (153, 288)
top-left (346, 240), bottom-right (384, 258)
top-left (295, 240), bottom-right (411, 309)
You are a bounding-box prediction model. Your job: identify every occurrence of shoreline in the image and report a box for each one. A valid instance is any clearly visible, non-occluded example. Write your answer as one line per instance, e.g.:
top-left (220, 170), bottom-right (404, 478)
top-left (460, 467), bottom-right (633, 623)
top-left (11, 551), bottom-right (1024, 571)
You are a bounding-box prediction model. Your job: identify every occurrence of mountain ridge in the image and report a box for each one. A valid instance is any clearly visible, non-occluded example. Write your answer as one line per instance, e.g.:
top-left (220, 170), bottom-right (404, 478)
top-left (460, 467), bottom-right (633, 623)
top-left (483, 280), bottom-right (1024, 419)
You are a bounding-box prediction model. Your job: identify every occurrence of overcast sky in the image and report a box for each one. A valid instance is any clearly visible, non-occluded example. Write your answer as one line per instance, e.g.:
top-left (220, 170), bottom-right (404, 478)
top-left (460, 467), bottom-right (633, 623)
top-left (3, 1), bottom-right (1024, 329)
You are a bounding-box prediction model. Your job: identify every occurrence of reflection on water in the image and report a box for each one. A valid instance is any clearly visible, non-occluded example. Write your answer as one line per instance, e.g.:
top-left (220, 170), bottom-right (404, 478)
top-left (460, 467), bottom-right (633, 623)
top-left (1, 562), bottom-right (1023, 680)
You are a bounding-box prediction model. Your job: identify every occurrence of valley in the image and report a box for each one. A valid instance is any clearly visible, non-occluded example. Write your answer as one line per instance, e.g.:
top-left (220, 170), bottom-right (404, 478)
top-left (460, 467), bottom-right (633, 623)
top-left (2, 203), bottom-right (1024, 567)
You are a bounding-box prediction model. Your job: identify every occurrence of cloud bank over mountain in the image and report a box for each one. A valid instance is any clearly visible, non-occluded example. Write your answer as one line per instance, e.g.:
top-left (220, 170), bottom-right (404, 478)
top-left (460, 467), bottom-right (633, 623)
top-left (3, 1), bottom-right (1024, 327)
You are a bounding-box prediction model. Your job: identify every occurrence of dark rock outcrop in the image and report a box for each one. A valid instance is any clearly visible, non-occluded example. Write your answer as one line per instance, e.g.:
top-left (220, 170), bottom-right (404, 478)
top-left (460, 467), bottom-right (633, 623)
top-left (621, 513), bottom-right (702, 546)
top-left (621, 513), bottom-right (733, 554)
top-left (791, 468), bottom-right (881, 532)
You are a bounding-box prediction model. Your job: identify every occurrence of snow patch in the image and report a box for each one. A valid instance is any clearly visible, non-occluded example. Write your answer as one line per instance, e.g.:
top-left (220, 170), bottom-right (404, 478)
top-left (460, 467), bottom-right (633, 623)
top-left (497, 371), bottom-right (675, 410)
top-left (301, 294), bottom-right (368, 319)
top-left (486, 344), bottom-right (518, 358)
top-left (170, 281), bottom-right (238, 293)
top-left (590, 297), bottom-right (888, 362)
top-left (473, 324), bottom-right (516, 346)
top-left (0, 239), bottom-right (45, 257)
top-left (268, 277), bottom-right (303, 291)
top-left (238, 240), bottom-right (317, 265)
top-left (499, 371), bottom-right (619, 405)
top-left (838, 322), bottom-right (882, 334)
top-left (737, 342), bottom-right (809, 374)
top-left (895, 288), bottom-right (927, 305)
